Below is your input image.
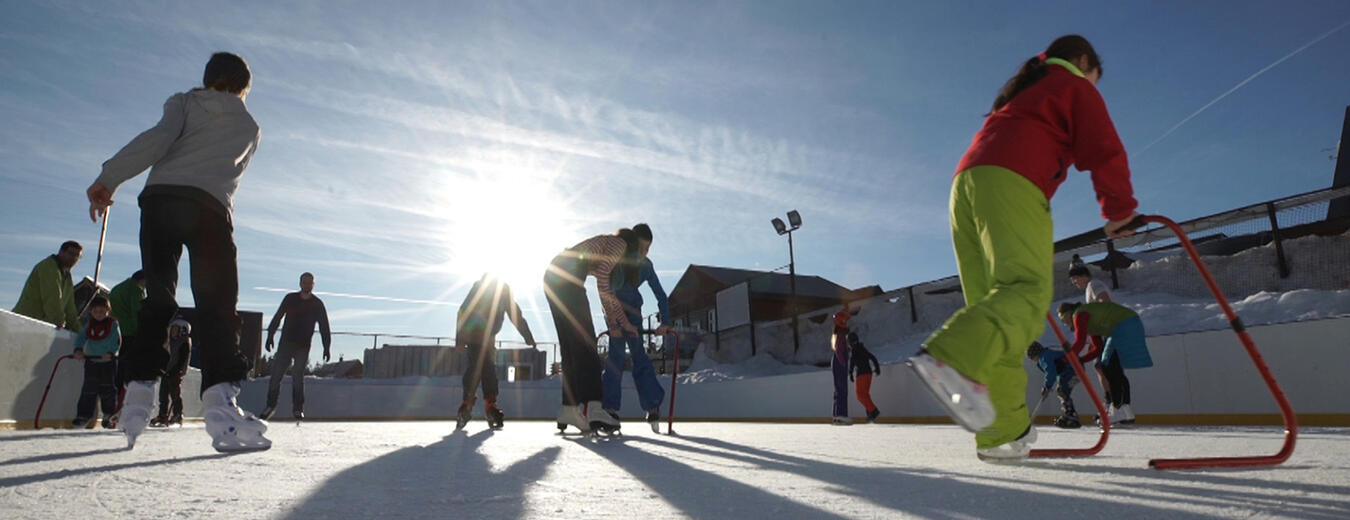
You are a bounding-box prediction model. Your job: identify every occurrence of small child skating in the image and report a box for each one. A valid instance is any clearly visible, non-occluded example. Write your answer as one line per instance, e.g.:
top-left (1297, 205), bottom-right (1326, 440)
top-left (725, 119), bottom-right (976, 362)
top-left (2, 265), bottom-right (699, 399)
top-left (848, 331), bottom-right (882, 423)
top-left (1026, 341), bottom-right (1080, 429)
top-left (830, 310), bottom-right (852, 425)
top-left (151, 317), bottom-right (192, 427)
top-left (72, 296), bottom-right (121, 429)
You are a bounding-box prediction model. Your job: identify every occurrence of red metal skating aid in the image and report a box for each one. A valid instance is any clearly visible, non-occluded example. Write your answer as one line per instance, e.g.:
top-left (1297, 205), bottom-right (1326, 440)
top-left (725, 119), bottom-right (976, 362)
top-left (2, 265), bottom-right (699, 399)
top-left (1133, 215), bottom-right (1297, 470)
top-left (33, 354), bottom-right (77, 429)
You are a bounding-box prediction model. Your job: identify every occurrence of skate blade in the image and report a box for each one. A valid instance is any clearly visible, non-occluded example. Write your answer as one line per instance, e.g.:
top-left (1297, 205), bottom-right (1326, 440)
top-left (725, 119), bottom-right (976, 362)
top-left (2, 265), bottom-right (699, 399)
top-left (214, 440), bottom-right (272, 453)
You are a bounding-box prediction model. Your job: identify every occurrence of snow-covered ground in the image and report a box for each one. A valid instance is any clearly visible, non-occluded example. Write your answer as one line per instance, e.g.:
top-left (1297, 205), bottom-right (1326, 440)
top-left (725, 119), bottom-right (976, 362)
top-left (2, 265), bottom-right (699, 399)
top-left (1, 421), bottom-right (1346, 519)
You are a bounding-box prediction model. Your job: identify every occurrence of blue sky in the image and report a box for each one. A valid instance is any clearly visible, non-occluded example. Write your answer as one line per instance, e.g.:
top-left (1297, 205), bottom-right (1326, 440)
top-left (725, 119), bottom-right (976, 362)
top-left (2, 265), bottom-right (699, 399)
top-left (3, 1), bottom-right (1348, 364)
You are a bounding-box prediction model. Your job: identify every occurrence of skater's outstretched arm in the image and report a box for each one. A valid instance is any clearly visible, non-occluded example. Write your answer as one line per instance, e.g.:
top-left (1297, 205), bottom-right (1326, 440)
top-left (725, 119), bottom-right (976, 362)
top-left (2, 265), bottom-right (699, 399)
top-left (317, 299), bottom-right (332, 361)
top-left (265, 294), bottom-right (291, 351)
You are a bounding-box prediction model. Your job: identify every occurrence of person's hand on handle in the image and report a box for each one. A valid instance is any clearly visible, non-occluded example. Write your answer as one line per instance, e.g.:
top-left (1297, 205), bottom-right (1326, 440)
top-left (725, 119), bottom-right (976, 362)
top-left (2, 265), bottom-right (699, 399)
top-left (1104, 211), bottom-right (1142, 238)
top-left (87, 182), bottom-right (114, 222)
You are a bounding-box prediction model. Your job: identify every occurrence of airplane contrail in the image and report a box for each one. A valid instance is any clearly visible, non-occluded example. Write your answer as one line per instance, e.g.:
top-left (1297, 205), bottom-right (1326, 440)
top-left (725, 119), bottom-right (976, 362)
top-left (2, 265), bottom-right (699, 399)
top-left (1134, 18), bottom-right (1350, 158)
top-left (252, 286), bottom-right (458, 306)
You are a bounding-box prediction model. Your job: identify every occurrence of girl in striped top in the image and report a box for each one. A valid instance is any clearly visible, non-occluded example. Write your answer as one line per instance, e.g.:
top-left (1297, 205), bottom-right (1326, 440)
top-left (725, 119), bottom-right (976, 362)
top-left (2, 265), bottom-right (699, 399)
top-left (545, 228), bottom-right (642, 434)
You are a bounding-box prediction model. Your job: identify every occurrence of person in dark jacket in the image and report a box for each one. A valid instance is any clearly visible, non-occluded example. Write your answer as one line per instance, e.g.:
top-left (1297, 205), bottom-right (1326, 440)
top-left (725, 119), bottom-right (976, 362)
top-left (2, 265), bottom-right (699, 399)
top-left (830, 309), bottom-right (852, 425)
top-left (848, 331), bottom-right (882, 423)
top-left (262, 272), bottom-right (332, 420)
top-left (455, 273), bottom-right (536, 430)
top-left (152, 317), bottom-right (192, 427)
top-left (1027, 341), bottom-right (1080, 429)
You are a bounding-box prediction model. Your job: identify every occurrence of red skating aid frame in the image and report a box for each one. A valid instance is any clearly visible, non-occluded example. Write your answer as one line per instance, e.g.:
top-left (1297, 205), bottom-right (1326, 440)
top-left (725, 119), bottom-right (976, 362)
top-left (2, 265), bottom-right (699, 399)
top-left (1029, 314), bottom-right (1111, 458)
top-left (1139, 215), bottom-right (1297, 470)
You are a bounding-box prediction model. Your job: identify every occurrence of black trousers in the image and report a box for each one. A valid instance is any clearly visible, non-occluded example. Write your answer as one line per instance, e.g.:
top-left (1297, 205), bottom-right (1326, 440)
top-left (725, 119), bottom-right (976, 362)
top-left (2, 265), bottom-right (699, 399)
top-left (76, 360), bottom-right (118, 420)
top-left (266, 341), bottom-right (310, 409)
top-left (545, 255), bottom-right (602, 406)
top-left (1098, 354), bottom-right (1132, 408)
top-left (462, 341), bottom-right (499, 402)
top-left (125, 193), bottom-right (250, 391)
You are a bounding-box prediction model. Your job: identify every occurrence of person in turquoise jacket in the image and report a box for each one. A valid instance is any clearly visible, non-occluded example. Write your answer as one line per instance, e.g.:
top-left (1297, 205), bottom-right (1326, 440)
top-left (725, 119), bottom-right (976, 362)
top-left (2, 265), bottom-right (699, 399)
top-left (905, 34), bottom-right (1141, 462)
top-left (12, 241), bottom-right (84, 332)
top-left (72, 296), bottom-right (121, 428)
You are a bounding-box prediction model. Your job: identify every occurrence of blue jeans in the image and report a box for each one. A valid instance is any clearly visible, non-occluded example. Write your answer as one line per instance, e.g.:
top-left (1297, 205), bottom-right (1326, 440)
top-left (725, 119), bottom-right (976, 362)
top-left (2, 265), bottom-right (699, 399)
top-left (602, 315), bottom-right (665, 412)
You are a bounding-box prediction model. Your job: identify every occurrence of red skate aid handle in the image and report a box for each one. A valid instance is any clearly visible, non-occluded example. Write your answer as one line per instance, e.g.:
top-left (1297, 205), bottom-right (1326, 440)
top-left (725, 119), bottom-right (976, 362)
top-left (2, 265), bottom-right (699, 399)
top-left (1136, 215), bottom-right (1297, 470)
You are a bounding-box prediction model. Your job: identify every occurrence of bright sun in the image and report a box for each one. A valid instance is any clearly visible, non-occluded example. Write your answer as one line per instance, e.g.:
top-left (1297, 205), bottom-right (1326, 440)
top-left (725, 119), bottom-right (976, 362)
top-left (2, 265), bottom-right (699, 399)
top-left (439, 170), bottom-right (577, 295)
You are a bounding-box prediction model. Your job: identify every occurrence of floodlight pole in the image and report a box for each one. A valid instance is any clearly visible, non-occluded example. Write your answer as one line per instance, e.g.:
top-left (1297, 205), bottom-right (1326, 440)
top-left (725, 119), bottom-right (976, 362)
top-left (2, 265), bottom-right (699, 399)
top-left (788, 228), bottom-right (800, 354)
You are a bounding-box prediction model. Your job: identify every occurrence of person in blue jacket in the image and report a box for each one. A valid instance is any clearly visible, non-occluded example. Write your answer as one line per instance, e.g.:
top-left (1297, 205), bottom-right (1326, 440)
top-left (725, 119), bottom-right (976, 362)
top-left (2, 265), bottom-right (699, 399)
top-left (1027, 341), bottom-right (1080, 429)
top-left (72, 296), bottom-right (121, 428)
top-left (603, 223), bottom-right (673, 432)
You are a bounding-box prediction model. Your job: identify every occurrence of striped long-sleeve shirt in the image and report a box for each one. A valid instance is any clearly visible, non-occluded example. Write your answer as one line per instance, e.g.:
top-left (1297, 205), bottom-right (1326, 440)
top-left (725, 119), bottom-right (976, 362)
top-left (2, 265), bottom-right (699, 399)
top-left (570, 234), bottom-right (634, 331)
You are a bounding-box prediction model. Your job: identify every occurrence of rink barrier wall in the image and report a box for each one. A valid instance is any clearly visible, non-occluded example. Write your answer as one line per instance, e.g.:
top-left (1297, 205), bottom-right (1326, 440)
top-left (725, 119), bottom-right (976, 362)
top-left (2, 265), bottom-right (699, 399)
top-left (0, 309), bottom-right (204, 430)
top-left (4, 311), bottom-right (1348, 428)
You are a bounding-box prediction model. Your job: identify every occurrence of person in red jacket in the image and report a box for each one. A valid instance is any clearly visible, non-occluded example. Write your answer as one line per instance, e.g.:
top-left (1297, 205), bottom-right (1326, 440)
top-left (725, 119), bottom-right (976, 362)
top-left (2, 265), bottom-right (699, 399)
top-left (907, 34), bottom-right (1142, 462)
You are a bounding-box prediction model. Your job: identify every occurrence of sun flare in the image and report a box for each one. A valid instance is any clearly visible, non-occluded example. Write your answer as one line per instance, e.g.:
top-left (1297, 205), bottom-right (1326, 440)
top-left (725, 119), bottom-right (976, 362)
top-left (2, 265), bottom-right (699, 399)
top-left (438, 170), bottom-right (577, 295)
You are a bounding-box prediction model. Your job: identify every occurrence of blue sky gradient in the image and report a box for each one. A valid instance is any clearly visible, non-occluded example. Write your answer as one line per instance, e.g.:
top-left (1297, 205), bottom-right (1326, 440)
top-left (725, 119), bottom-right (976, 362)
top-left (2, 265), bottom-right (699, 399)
top-left (3, 1), bottom-right (1348, 362)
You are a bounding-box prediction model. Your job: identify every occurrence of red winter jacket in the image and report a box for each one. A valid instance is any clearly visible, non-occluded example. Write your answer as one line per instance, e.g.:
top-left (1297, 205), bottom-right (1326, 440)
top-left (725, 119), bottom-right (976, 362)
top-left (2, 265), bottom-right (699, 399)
top-left (955, 63), bottom-right (1137, 221)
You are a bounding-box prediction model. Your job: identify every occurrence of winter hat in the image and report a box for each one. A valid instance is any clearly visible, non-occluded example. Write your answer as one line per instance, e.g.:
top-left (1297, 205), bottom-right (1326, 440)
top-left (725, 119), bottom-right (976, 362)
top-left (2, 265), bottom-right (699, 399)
top-left (833, 311), bottom-right (850, 329)
top-left (847, 331), bottom-right (861, 346)
top-left (1067, 265), bottom-right (1091, 278)
top-left (1026, 341), bottom-right (1046, 360)
top-left (169, 317), bottom-right (191, 333)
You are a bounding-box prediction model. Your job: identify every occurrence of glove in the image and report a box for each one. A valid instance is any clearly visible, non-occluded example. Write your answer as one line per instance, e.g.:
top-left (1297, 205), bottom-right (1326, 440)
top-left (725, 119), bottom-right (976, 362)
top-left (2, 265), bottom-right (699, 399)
top-left (265, 339), bottom-right (274, 352)
top-left (849, 375), bottom-right (854, 382)
top-left (874, 368), bottom-right (881, 376)
top-left (323, 349), bottom-right (331, 362)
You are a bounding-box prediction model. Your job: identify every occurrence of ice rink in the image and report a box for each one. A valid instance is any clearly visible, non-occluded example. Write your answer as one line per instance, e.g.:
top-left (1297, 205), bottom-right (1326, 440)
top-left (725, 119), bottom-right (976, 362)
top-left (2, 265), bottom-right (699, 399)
top-left (1, 421), bottom-right (1345, 519)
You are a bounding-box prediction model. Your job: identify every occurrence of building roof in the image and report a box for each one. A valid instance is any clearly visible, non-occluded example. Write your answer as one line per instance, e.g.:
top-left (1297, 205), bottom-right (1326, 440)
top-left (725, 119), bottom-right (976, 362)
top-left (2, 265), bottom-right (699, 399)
top-left (670, 264), bottom-right (880, 305)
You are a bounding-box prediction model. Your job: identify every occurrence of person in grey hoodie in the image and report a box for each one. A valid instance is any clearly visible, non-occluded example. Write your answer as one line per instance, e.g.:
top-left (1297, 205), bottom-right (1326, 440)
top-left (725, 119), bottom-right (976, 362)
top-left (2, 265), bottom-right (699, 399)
top-left (85, 52), bottom-right (270, 452)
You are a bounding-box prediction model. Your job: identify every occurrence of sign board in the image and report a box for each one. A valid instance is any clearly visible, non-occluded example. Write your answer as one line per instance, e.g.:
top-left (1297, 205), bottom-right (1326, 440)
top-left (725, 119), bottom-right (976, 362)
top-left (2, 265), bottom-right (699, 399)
top-left (715, 281), bottom-right (751, 331)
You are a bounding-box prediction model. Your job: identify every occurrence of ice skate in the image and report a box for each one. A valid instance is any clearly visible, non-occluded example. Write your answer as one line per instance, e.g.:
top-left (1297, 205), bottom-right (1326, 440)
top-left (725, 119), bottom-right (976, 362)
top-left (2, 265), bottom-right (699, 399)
top-left (1054, 415), bottom-right (1082, 429)
top-left (557, 404), bottom-right (587, 433)
top-left (1118, 404), bottom-right (1136, 425)
top-left (149, 415), bottom-right (169, 428)
top-left (119, 380), bottom-right (158, 449)
top-left (72, 417), bottom-right (90, 429)
top-left (906, 349), bottom-right (995, 432)
top-left (866, 408), bottom-right (881, 424)
top-left (485, 401), bottom-right (505, 430)
top-left (258, 405), bottom-right (276, 421)
top-left (585, 402), bottom-right (620, 436)
top-left (455, 399), bottom-right (474, 431)
top-left (293, 407), bottom-right (304, 422)
top-left (203, 382), bottom-right (271, 453)
top-left (976, 426), bottom-right (1037, 463)
top-left (169, 413), bottom-right (184, 426)
top-left (832, 416), bottom-right (854, 425)
top-left (646, 408), bottom-right (660, 434)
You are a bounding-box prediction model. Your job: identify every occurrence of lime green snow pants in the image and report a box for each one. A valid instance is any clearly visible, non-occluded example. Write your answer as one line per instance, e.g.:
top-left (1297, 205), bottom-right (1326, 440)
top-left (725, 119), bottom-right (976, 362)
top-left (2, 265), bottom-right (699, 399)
top-left (924, 165), bottom-right (1053, 449)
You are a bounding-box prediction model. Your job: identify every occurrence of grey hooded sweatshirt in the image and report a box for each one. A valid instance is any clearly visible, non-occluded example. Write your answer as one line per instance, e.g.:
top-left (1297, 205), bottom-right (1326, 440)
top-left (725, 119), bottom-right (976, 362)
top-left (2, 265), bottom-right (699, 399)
top-left (96, 89), bottom-right (260, 217)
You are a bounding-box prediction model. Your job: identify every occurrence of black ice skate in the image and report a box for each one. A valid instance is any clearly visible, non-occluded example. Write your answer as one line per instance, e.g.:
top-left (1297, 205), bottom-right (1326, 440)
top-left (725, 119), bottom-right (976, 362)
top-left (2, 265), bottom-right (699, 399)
top-left (455, 399), bottom-right (473, 431)
top-left (866, 408), bottom-right (881, 424)
top-left (1054, 415), bottom-right (1082, 429)
top-left (486, 403), bottom-right (505, 430)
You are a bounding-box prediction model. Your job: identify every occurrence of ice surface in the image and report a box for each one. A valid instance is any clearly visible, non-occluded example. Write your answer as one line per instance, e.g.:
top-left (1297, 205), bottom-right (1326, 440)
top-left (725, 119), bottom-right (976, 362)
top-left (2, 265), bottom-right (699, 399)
top-left (1, 422), bottom-right (1346, 519)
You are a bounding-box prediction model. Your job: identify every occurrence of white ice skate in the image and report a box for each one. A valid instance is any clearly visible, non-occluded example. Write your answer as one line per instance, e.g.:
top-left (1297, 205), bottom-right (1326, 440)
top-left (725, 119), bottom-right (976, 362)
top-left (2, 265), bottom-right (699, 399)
top-left (976, 426), bottom-right (1037, 463)
top-left (646, 408), bottom-right (661, 434)
top-left (906, 350), bottom-right (995, 433)
top-left (119, 380), bottom-right (158, 449)
top-left (203, 382), bottom-right (272, 453)
top-left (1118, 404), bottom-right (1136, 425)
top-left (585, 401), bottom-right (620, 436)
top-left (832, 416), bottom-right (854, 426)
top-left (557, 404), bottom-right (587, 433)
